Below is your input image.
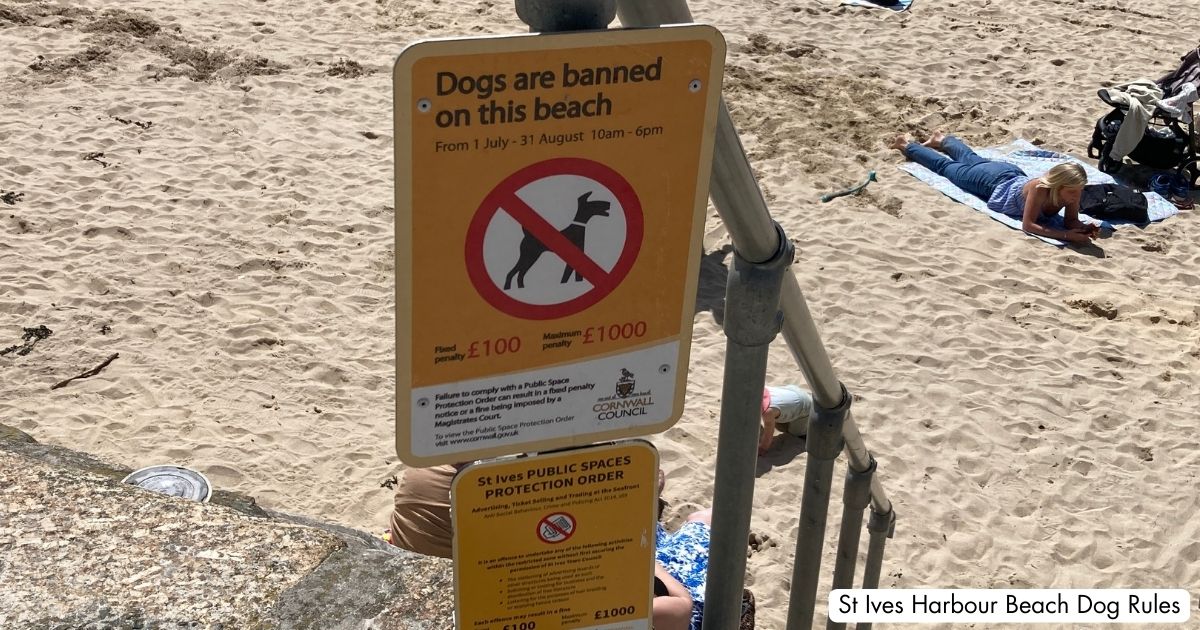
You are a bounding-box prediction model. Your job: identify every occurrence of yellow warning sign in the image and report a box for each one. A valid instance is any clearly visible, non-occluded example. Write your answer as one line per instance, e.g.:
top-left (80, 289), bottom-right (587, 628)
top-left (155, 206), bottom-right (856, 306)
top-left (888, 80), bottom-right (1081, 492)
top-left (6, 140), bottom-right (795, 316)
top-left (394, 25), bottom-right (726, 465)
top-left (452, 441), bottom-right (658, 630)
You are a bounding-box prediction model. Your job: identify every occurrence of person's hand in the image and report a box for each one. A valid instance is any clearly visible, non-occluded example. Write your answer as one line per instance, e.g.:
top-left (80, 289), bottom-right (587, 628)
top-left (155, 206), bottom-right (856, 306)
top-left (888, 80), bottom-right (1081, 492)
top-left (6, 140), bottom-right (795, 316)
top-left (1064, 231), bottom-right (1091, 244)
top-left (1066, 221), bottom-right (1098, 235)
top-left (1063, 229), bottom-right (1094, 244)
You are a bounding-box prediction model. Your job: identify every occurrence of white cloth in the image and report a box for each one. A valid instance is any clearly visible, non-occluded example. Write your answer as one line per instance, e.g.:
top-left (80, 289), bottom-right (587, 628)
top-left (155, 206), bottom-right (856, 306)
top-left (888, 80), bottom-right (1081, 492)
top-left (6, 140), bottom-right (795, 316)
top-left (1100, 81), bottom-right (1164, 160)
top-left (1158, 82), bottom-right (1197, 124)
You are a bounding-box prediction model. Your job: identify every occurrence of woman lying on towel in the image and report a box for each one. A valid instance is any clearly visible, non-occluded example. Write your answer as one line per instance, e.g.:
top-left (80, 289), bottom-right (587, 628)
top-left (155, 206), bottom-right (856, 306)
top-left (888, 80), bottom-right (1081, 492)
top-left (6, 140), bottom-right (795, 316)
top-left (890, 131), bottom-right (1097, 243)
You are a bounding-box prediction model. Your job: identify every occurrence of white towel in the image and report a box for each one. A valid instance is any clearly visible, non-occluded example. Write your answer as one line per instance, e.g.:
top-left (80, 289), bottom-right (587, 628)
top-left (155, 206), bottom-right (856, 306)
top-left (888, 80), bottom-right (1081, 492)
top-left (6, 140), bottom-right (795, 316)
top-left (1158, 82), bottom-right (1197, 123)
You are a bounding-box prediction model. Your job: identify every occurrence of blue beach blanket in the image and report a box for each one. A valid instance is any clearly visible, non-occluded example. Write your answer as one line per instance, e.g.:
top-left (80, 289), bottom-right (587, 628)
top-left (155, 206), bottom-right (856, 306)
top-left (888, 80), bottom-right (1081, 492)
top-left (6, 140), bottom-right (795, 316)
top-left (898, 139), bottom-right (1179, 246)
top-left (840, 0), bottom-right (913, 11)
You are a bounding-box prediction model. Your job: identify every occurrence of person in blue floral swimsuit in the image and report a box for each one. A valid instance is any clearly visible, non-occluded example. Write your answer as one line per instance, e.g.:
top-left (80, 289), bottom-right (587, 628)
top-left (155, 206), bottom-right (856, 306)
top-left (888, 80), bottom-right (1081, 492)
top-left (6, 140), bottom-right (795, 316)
top-left (656, 508), bottom-right (714, 630)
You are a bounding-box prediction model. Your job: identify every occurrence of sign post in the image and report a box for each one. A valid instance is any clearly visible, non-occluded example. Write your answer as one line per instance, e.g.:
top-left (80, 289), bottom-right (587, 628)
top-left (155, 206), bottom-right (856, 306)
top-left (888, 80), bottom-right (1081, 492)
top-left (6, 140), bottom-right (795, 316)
top-left (452, 441), bottom-right (659, 630)
top-left (394, 25), bottom-right (726, 465)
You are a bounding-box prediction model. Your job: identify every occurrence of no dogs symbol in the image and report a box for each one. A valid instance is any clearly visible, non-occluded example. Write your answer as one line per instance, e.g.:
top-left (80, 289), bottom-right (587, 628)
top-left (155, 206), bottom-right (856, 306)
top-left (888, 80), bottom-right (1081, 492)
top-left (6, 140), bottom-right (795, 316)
top-left (465, 158), bottom-right (643, 320)
top-left (536, 512), bottom-right (577, 544)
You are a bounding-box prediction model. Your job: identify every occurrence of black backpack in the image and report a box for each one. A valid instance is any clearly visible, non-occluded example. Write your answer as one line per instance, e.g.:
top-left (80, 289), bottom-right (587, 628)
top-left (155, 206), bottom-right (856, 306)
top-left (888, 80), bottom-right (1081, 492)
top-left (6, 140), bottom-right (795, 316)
top-left (1079, 183), bottom-right (1149, 223)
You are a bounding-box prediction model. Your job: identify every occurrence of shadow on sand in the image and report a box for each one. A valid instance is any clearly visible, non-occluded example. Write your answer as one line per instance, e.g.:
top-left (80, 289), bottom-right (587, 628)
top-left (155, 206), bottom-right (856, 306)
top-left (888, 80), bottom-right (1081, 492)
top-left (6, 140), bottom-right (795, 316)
top-left (694, 244), bottom-right (733, 324)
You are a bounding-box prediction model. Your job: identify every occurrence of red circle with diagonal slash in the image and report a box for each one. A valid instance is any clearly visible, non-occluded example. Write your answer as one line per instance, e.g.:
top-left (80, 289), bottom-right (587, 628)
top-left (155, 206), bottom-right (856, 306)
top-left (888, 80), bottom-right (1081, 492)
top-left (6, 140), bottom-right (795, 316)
top-left (464, 158), bottom-right (643, 320)
top-left (536, 512), bottom-right (576, 544)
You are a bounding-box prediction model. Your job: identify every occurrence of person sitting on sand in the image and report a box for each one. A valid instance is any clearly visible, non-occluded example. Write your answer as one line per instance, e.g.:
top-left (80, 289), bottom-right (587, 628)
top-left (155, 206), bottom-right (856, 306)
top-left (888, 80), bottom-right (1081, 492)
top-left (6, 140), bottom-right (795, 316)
top-left (889, 131), bottom-right (1097, 244)
top-left (759, 384), bottom-right (816, 455)
top-left (656, 507), bottom-right (715, 630)
top-left (653, 560), bottom-right (695, 630)
top-left (655, 504), bottom-right (757, 629)
top-left (386, 463), bottom-right (462, 558)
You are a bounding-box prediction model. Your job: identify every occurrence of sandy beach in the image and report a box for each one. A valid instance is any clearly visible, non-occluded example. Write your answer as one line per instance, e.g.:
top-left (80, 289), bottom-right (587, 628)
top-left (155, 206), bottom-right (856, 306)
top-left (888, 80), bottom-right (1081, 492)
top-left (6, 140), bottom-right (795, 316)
top-left (2, 0), bottom-right (1198, 627)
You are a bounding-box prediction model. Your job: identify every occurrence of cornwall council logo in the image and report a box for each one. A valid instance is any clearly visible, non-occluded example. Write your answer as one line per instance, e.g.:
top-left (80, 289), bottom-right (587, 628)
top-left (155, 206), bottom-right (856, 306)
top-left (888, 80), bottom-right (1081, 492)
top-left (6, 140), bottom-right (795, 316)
top-left (616, 368), bottom-right (635, 398)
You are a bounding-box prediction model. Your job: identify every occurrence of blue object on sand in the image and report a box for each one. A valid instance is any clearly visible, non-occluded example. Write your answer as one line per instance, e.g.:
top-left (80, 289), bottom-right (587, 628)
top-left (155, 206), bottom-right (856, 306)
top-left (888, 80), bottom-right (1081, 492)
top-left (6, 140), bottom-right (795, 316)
top-left (821, 170), bottom-right (878, 202)
top-left (1150, 173), bottom-right (1174, 198)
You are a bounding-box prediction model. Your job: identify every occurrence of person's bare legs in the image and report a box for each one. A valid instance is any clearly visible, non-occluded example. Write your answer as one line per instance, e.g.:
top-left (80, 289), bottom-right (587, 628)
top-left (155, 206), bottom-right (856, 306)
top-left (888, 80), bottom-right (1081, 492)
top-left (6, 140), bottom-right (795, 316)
top-left (893, 131), bottom-right (958, 177)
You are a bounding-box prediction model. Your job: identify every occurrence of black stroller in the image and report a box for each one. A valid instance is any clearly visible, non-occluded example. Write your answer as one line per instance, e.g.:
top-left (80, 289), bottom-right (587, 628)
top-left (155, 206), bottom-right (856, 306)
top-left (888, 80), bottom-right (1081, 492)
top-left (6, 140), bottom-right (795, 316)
top-left (1087, 45), bottom-right (1199, 192)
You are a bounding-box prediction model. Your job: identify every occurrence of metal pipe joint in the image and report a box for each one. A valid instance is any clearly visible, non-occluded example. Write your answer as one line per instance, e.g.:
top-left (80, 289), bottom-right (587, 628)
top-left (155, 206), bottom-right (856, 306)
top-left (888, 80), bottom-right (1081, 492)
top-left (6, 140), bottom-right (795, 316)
top-left (867, 504), bottom-right (897, 539)
top-left (844, 455), bottom-right (876, 511)
top-left (807, 382), bottom-right (851, 460)
top-left (724, 222), bottom-right (794, 346)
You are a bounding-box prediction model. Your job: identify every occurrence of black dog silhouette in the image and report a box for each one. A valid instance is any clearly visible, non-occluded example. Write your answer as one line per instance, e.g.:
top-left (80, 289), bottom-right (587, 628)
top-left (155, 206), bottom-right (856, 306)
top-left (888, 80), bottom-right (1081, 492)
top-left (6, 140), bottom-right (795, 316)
top-left (503, 191), bottom-right (610, 290)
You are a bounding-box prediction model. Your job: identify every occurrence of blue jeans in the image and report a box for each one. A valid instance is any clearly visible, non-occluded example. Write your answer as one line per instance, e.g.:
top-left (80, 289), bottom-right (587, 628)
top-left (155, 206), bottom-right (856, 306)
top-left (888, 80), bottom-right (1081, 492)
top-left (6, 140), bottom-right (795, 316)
top-left (905, 136), bottom-right (1024, 201)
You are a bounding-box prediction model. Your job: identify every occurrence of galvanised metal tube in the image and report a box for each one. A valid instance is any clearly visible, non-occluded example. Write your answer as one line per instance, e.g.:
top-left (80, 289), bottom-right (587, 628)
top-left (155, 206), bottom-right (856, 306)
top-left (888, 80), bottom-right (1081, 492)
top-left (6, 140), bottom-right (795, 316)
top-left (514, 0), bottom-right (616, 31)
top-left (616, 0), bottom-right (694, 29)
top-left (616, 0), bottom-right (897, 619)
top-left (709, 101), bottom-right (787, 263)
top-left (768, 257), bottom-right (891, 525)
top-left (703, 225), bottom-right (793, 630)
top-left (786, 385), bottom-right (850, 630)
top-left (613, 0), bottom-right (837, 397)
top-left (617, 3), bottom-right (780, 264)
top-left (827, 457), bottom-right (876, 630)
top-left (857, 507), bottom-right (896, 630)
top-left (841, 413), bottom-right (892, 516)
top-left (705, 343), bottom-right (772, 629)
top-left (616, 0), bottom-right (890, 517)
top-left (778, 273), bottom-right (842, 407)
top-left (862, 507), bottom-right (895, 589)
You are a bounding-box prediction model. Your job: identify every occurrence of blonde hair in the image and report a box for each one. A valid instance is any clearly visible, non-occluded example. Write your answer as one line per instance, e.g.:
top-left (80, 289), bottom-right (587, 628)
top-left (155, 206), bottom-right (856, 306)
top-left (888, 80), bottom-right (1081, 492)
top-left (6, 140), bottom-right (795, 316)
top-left (1037, 163), bottom-right (1087, 207)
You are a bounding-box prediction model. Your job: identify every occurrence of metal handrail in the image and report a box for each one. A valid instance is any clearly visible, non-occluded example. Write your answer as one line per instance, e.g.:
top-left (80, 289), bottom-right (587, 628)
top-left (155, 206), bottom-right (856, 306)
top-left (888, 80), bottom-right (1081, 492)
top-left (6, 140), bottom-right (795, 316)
top-left (614, 0), bottom-right (892, 518)
top-left (612, 3), bottom-right (896, 628)
top-left (510, 2), bottom-right (899, 627)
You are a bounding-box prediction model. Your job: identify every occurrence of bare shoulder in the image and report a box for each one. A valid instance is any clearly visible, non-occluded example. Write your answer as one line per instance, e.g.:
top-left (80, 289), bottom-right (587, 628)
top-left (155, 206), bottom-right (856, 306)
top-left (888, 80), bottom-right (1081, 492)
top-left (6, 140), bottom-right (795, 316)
top-left (1023, 179), bottom-right (1048, 198)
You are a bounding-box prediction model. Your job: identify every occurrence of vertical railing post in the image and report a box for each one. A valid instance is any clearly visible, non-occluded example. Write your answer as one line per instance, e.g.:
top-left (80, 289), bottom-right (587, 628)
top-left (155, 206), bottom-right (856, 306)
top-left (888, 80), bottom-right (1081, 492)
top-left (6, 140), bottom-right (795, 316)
top-left (786, 384), bottom-right (850, 630)
top-left (861, 507), bottom-right (896, 589)
top-left (856, 506), bottom-right (896, 630)
top-left (703, 224), bottom-right (793, 630)
top-left (827, 456), bottom-right (876, 630)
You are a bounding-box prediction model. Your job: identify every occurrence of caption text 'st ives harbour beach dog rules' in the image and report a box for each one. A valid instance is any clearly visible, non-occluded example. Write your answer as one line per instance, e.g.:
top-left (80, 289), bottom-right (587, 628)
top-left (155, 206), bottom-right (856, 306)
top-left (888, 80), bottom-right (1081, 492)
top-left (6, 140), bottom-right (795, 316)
top-left (394, 25), bottom-right (726, 465)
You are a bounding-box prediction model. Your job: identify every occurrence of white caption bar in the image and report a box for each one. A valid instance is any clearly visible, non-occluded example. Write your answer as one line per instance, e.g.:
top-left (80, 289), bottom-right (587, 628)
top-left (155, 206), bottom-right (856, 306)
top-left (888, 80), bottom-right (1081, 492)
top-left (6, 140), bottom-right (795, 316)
top-left (829, 589), bottom-right (1191, 624)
